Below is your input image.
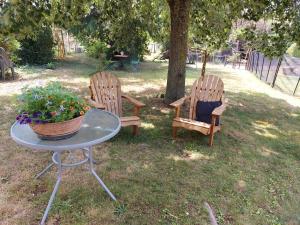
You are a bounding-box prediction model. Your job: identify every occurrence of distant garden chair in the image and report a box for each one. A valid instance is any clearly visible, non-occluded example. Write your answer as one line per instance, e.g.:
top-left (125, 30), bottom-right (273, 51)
top-left (170, 75), bottom-right (227, 146)
top-left (89, 72), bottom-right (145, 135)
top-left (0, 47), bottom-right (15, 80)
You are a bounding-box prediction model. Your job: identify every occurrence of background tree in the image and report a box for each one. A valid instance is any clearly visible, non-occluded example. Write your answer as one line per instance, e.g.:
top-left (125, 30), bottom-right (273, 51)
top-left (1, 0), bottom-right (55, 64)
top-left (237, 1), bottom-right (300, 58)
top-left (18, 27), bottom-right (55, 65)
top-left (68, 0), bottom-right (166, 59)
top-left (190, 0), bottom-right (236, 77)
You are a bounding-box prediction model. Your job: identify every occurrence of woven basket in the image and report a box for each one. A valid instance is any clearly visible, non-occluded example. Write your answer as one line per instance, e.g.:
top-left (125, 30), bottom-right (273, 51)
top-left (29, 116), bottom-right (84, 140)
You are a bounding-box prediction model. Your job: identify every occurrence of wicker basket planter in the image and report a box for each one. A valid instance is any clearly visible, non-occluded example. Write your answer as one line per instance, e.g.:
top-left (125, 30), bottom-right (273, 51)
top-left (29, 116), bottom-right (84, 140)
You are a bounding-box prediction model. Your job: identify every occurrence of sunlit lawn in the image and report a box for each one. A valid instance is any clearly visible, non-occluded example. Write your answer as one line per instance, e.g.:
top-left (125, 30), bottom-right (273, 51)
top-left (0, 54), bottom-right (300, 225)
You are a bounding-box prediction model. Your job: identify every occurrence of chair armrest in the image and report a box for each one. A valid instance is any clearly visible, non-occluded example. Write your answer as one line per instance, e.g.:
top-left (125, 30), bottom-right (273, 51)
top-left (170, 96), bottom-right (190, 108)
top-left (122, 94), bottom-right (145, 107)
top-left (88, 99), bottom-right (105, 109)
top-left (170, 96), bottom-right (190, 118)
top-left (212, 99), bottom-right (228, 116)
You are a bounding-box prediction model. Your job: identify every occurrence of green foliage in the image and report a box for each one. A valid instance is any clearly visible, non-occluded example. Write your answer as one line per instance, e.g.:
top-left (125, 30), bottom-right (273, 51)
top-left (0, 34), bottom-right (20, 63)
top-left (114, 204), bottom-right (127, 216)
top-left (0, 0), bottom-right (52, 40)
top-left (2, 0), bottom-right (300, 63)
top-left (69, 0), bottom-right (167, 59)
top-left (190, 0), bottom-right (234, 53)
top-left (84, 39), bottom-right (110, 71)
top-left (18, 27), bottom-right (55, 65)
top-left (45, 62), bottom-right (56, 70)
top-left (17, 82), bottom-right (90, 123)
top-left (287, 43), bottom-right (300, 58)
top-left (237, 1), bottom-right (300, 58)
top-left (85, 40), bottom-right (107, 59)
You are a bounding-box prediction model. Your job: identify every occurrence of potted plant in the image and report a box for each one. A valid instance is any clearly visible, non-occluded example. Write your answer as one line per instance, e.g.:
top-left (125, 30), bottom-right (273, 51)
top-left (16, 82), bottom-right (90, 140)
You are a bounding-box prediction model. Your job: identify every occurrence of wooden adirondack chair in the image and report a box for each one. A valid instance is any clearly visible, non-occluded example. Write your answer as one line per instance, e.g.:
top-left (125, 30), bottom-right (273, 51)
top-left (89, 72), bottom-right (145, 135)
top-left (170, 75), bottom-right (227, 146)
top-left (0, 47), bottom-right (15, 80)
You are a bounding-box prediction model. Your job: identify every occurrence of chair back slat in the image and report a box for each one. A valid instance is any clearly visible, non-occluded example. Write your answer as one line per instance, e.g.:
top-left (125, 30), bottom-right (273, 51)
top-left (189, 75), bottom-right (224, 120)
top-left (90, 72), bottom-right (122, 116)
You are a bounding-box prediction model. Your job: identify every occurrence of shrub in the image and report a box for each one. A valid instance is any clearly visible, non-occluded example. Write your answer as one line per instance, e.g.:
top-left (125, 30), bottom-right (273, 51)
top-left (85, 40), bottom-right (108, 59)
top-left (287, 43), bottom-right (300, 58)
top-left (0, 34), bottom-right (20, 63)
top-left (18, 27), bottom-right (55, 65)
top-left (46, 62), bottom-right (56, 70)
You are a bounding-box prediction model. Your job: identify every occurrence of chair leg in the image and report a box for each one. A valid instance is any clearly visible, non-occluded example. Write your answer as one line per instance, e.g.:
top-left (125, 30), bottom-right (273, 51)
top-left (132, 125), bottom-right (139, 136)
top-left (209, 132), bottom-right (214, 146)
top-left (172, 127), bottom-right (177, 138)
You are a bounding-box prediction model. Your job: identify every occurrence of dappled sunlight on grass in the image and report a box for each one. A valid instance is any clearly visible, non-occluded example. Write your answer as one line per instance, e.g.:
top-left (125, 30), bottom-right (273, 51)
top-left (141, 122), bottom-right (155, 129)
top-left (1, 54), bottom-right (300, 224)
top-left (160, 108), bottom-right (171, 114)
top-left (254, 128), bottom-right (278, 139)
top-left (167, 150), bottom-right (215, 161)
top-left (121, 82), bottom-right (163, 94)
top-left (252, 120), bottom-right (279, 139)
top-left (187, 63), bottom-right (300, 107)
top-left (259, 146), bottom-right (280, 157)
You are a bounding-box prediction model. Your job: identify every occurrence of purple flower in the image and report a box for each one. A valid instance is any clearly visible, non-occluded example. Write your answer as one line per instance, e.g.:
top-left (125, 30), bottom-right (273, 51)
top-left (32, 112), bottom-right (42, 118)
top-left (34, 120), bottom-right (43, 124)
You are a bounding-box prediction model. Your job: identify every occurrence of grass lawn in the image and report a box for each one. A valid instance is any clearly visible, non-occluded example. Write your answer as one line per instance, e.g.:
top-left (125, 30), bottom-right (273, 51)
top-left (0, 54), bottom-right (300, 225)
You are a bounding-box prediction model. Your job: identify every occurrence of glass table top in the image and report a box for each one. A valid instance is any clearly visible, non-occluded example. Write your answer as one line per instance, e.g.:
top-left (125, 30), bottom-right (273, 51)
top-left (10, 109), bottom-right (121, 151)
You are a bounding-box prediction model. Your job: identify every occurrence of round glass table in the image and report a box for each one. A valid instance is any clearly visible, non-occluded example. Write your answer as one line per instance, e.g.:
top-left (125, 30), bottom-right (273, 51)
top-left (10, 109), bottom-right (121, 225)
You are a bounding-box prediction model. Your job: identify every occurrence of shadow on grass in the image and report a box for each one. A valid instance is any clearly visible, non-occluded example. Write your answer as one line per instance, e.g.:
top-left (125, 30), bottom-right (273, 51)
top-left (2, 58), bottom-right (300, 224)
top-left (97, 91), bottom-right (300, 225)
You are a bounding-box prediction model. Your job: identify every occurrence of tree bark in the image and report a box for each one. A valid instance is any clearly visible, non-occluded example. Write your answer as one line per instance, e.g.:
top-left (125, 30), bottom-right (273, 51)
top-left (165, 0), bottom-right (191, 104)
top-left (201, 50), bottom-right (208, 78)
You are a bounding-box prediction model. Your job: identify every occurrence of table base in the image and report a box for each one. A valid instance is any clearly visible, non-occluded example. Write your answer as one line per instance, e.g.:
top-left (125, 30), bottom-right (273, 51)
top-left (37, 147), bottom-right (116, 225)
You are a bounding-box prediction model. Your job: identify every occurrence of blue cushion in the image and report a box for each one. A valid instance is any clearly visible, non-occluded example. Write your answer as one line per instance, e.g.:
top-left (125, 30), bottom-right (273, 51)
top-left (196, 101), bottom-right (222, 125)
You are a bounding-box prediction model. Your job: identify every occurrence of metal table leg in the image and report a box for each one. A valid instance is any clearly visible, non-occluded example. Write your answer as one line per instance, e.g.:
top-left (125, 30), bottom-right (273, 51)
top-left (39, 147), bottom-right (116, 224)
top-left (36, 148), bottom-right (97, 180)
top-left (82, 147), bottom-right (98, 164)
top-left (40, 151), bottom-right (62, 225)
top-left (88, 146), bottom-right (117, 201)
top-left (35, 162), bottom-right (54, 179)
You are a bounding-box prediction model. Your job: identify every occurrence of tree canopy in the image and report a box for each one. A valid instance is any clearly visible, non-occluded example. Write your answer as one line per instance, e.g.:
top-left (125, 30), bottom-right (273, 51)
top-left (1, 0), bottom-right (300, 100)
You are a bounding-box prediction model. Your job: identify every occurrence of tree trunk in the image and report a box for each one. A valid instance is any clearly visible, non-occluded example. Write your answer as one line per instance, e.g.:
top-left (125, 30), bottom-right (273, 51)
top-left (165, 0), bottom-right (191, 104)
top-left (60, 29), bottom-right (65, 58)
top-left (201, 50), bottom-right (208, 77)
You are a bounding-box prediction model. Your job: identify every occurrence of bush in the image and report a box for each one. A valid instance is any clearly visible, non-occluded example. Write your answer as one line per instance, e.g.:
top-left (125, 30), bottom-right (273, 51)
top-left (287, 43), bottom-right (300, 58)
top-left (18, 27), bottom-right (55, 65)
top-left (85, 40), bottom-right (108, 59)
top-left (84, 40), bottom-right (110, 70)
top-left (0, 34), bottom-right (20, 63)
top-left (46, 62), bottom-right (56, 70)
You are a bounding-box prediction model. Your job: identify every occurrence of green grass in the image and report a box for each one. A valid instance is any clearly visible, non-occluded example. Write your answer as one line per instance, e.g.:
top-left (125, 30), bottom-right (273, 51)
top-left (0, 54), bottom-right (300, 225)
